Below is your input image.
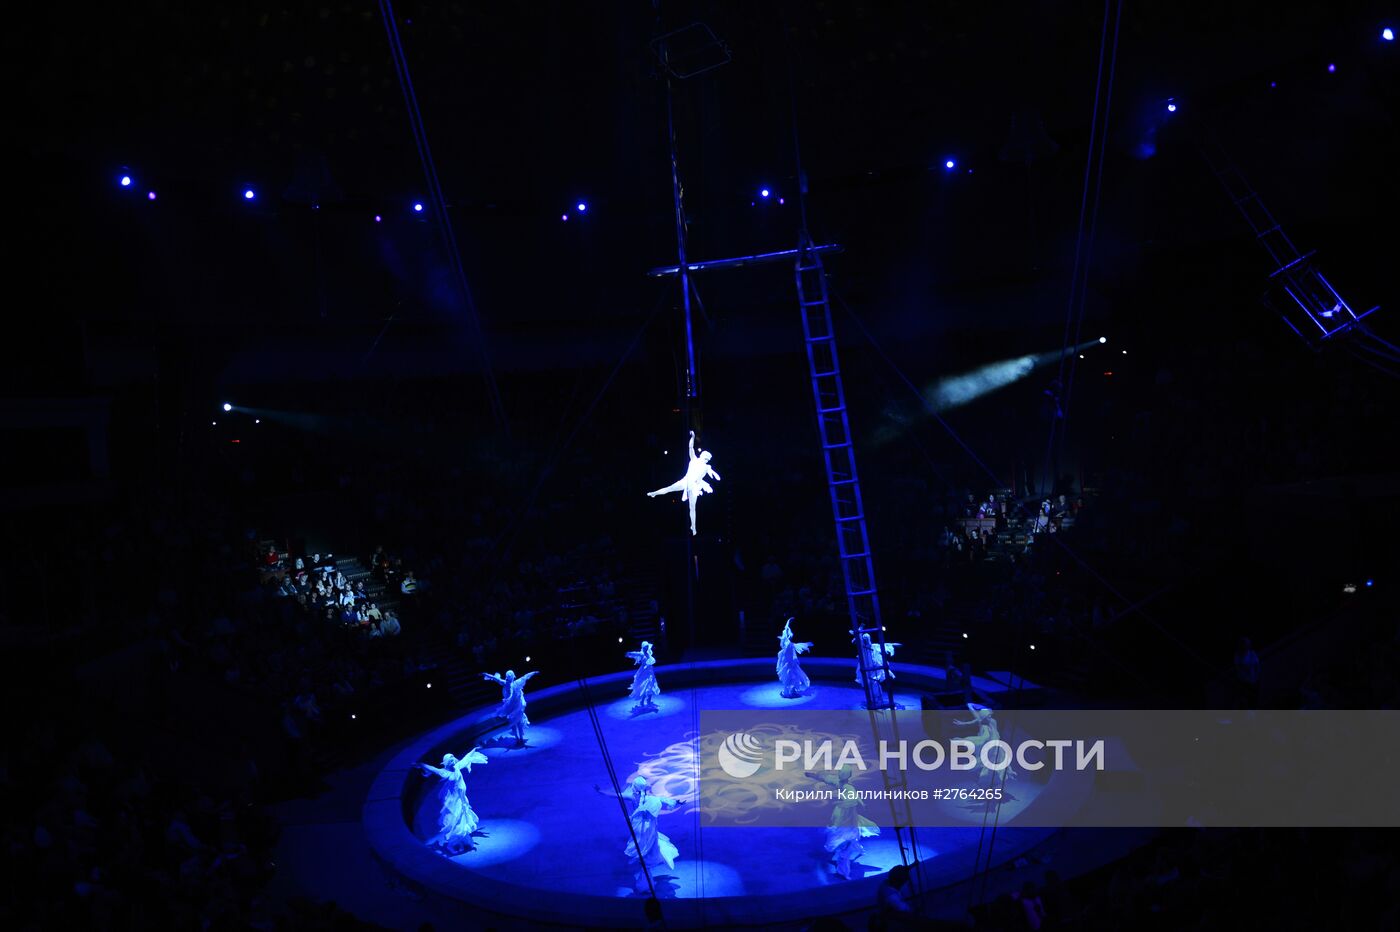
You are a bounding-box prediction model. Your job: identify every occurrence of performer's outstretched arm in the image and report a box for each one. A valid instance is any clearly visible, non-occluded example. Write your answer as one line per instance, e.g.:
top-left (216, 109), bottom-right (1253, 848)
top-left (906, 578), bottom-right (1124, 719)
top-left (688, 430), bottom-right (697, 461)
top-left (481, 672), bottom-right (506, 684)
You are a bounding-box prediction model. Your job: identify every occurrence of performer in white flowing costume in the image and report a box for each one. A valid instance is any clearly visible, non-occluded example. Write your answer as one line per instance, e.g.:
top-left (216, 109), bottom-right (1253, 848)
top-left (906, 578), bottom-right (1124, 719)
top-left (595, 777), bottom-right (681, 890)
top-left (776, 618), bottom-right (813, 698)
top-left (625, 640), bottom-right (660, 713)
top-left (805, 765), bottom-right (880, 879)
top-left (482, 669), bottom-right (539, 746)
top-left (954, 702), bottom-right (1019, 783)
top-left (853, 631), bottom-right (901, 708)
top-left (647, 430), bottom-right (721, 535)
top-left (415, 748), bottom-right (489, 852)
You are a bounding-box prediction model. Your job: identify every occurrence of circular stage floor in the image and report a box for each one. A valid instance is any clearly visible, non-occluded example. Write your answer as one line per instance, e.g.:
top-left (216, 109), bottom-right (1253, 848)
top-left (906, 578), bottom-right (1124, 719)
top-left (365, 659), bottom-right (1059, 928)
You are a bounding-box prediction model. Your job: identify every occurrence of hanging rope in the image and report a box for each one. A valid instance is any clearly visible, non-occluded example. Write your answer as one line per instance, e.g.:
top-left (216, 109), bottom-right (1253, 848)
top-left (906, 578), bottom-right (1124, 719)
top-left (378, 0), bottom-right (507, 431)
top-left (1042, 0), bottom-right (1124, 494)
top-left (498, 298), bottom-right (665, 561)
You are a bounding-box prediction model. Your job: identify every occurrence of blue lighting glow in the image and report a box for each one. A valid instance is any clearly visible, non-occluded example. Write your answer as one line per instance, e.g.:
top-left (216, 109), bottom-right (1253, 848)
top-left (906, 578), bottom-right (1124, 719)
top-left (243, 189), bottom-right (255, 200)
top-left (1099, 336), bottom-right (1108, 344)
top-left (1366, 578), bottom-right (1374, 587)
top-left (576, 202), bottom-right (587, 212)
top-left (119, 175), bottom-right (132, 187)
top-left (760, 188), bottom-right (770, 198)
top-left (222, 402), bottom-right (232, 412)
top-left (374, 214), bottom-right (382, 222)
top-left (1167, 101), bottom-right (1177, 112)
top-left (1327, 63), bottom-right (1337, 73)
top-left (944, 158), bottom-right (956, 170)
top-left (1384, 27), bottom-right (1395, 41)
top-left (147, 191), bottom-right (157, 201)
top-left (413, 202), bottom-right (424, 212)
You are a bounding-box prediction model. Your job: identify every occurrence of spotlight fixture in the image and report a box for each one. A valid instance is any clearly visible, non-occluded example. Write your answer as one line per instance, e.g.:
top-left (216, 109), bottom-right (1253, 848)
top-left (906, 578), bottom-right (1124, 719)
top-left (1383, 27), bottom-right (1395, 42)
top-left (413, 202), bottom-right (424, 212)
top-left (576, 202), bottom-right (587, 212)
top-left (1327, 62), bottom-right (1337, 73)
top-left (243, 189), bottom-right (255, 200)
top-left (119, 174), bottom-right (132, 187)
top-left (222, 402), bottom-right (232, 412)
top-left (374, 214), bottom-right (382, 222)
top-left (1166, 101), bottom-right (1177, 113)
top-left (561, 213), bottom-right (568, 221)
top-left (759, 188), bottom-right (770, 198)
top-left (147, 191), bottom-right (157, 201)
top-left (1098, 336), bottom-right (1107, 344)
top-left (944, 158), bottom-right (956, 170)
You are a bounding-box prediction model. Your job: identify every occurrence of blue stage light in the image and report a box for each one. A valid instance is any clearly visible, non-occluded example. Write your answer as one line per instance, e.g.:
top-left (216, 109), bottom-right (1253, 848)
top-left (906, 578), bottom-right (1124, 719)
top-left (561, 213), bottom-right (568, 221)
top-left (760, 188), bottom-right (770, 198)
top-left (119, 175), bottom-right (132, 187)
top-left (244, 189), bottom-right (257, 200)
top-left (374, 214), bottom-right (381, 222)
top-left (413, 202), bottom-right (424, 212)
top-left (147, 191), bottom-right (157, 201)
top-left (576, 202), bottom-right (587, 212)
top-left (1327, 62), bottom-right (1337, 73)
top-left (1366, 578), bottom-right (1374, 587)
top-left (222, 402), bottom-right (232, 412)
top-left (1384, 27), bottom-right (1395, 41)
top-left (1167, 101), bottom-right (1177, 113)
top-left (1099, 336), bottom-right (1107, 344)
top-left (944, 159), bottom-right (956, 170)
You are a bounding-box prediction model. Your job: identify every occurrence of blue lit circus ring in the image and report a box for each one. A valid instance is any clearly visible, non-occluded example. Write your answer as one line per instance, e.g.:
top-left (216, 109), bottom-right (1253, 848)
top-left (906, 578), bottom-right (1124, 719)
top-left (363, 658), bottom-right (1089, 928)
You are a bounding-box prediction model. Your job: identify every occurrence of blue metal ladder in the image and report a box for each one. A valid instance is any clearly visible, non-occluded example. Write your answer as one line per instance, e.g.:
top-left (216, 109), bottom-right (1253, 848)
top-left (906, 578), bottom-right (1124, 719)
top-left (794, 246), bottom-right (893, 708)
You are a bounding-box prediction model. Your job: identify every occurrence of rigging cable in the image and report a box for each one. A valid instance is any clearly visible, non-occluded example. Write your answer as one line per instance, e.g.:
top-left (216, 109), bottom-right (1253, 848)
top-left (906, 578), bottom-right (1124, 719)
top-left (378, 0), bottom-right (507, 430)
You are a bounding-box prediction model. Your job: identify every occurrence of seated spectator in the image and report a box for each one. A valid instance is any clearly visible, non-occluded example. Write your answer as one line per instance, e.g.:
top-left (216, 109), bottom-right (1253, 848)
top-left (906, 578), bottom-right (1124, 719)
top-left (365, 602), bottom-right (383, 622)
top-left (262, 545), bottom-right (279, 568)
top-left (380, 612), bottom-right (402, 636)
top-left (876, 864), bottom-right (915, 925)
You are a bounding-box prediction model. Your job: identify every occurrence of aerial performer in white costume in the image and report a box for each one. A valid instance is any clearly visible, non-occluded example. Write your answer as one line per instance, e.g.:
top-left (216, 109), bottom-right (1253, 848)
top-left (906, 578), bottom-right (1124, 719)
top-left (853, 631), bottom-right (901, 709)
top-left (647, 430), bottom-right (721, 535)
top-left (626, 640), bottom-right (661, 713)
top-left (954, 702), bottom-right (1019, 784)
top-left (482, 669), bottom-right (539, 746)
top-left (595, 777), bottom-right (681, 890)
top-left (415, 748), bottom-right (489, 852)
top-left (776, 618), bottom-right (813, 698)
top-left (805, 765), bottom-right (880, 879)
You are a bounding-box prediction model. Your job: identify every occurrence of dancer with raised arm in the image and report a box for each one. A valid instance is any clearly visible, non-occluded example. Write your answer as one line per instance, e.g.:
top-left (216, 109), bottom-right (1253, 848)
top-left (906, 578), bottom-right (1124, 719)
top-left (805, 765), bottom-right (880, 879)
top-left (595, 776), bottom-right (681, 891)
top-left (625, 640), bottom-right (661, 713)
top-left (482, 669), bottom-right (539, 746)
top-left (647, 430), bottom-right (721, 535)
top-left (954, 702), bottom-right (1019, 783)
top-left (415, 748), bottom-right (489, 853)
top-left (776, 618), bottom-right (813, 698)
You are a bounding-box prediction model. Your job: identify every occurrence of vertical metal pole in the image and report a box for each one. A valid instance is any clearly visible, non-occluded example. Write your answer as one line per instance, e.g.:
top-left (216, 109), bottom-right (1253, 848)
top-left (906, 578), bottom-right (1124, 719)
top-left (659, 37), bottom-right (699, 647)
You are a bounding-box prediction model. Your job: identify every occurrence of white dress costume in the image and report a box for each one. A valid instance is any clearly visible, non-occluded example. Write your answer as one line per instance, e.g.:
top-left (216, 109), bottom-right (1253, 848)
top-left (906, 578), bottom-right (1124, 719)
top-left (415, 748), bottom-right (489, 850)
top-left (483, 669), bottom-right (539, 743)
top-left (776, 618), bottom-right (813, 697)
top-left (647, 431), bottom-right (721, 535)
top-left (626, 641), bottom-right (660, 710)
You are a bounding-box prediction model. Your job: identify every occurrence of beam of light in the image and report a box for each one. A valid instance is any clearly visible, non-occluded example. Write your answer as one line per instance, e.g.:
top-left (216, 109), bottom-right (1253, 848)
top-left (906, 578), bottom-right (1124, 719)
top-left (222, 402), bottom-right (233, 412)
top-left (925, 354), bottom-right (1040, 412)
top-left (872, 338), bottom-right (1105, 445)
